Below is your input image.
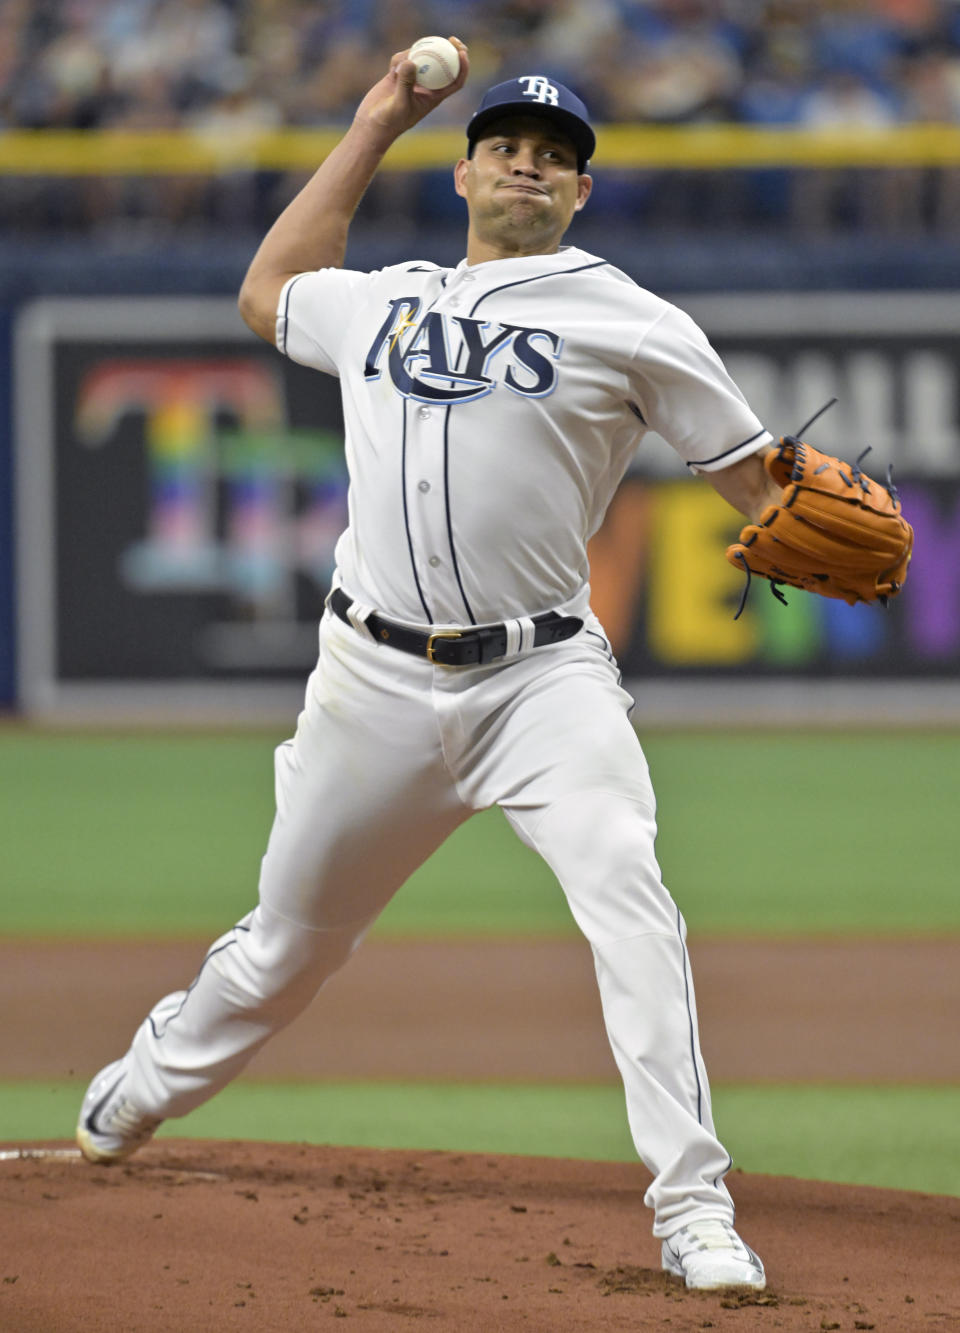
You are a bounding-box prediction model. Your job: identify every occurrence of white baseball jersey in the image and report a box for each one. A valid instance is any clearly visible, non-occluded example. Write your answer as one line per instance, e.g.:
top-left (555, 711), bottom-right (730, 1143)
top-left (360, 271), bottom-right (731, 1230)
top-left (277, 245), bottom-right (771, 627)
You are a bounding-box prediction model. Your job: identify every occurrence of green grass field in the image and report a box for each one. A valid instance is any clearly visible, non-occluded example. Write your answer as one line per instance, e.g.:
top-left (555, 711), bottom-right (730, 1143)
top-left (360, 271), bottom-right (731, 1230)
top-left (4, 1080), bottom-right (959, 1197)
top-left (2, 728), bottom-right (957, 1195)
top-left (1, 729), bottom-right (958, 936)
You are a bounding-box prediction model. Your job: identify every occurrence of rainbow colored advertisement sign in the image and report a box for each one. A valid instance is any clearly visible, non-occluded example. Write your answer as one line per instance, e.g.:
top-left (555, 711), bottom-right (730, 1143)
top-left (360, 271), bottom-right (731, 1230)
top-left (12, 294), bottom-right (958, 720)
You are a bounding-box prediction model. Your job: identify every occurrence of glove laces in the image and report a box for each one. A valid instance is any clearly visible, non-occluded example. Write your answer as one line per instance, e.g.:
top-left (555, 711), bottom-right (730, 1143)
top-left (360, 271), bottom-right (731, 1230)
top-left (731, 550), bottom-right (788, 622)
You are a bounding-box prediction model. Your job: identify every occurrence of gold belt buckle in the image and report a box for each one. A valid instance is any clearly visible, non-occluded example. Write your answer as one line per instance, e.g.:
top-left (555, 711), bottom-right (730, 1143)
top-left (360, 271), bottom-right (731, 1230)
top-left (426, 630), bottom-right (462, 666)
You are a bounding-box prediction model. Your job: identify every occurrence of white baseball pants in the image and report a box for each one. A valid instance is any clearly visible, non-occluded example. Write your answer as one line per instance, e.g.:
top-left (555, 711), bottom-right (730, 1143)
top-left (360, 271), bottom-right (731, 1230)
top-left (121, 606), bottom-right (734, 1237)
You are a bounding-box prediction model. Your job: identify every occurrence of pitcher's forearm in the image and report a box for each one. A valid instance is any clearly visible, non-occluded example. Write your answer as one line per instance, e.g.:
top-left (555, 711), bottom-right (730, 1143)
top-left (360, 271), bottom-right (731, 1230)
top-left (707, 447), bottom-right (780, 521)
top-left (238, 38), bottom-right (469, 344)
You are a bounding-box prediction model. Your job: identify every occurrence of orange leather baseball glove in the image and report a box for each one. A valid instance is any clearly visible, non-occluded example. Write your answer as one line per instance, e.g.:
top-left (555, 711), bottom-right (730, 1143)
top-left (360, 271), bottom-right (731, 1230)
top-left (726, 436), bottom-right (914, 616)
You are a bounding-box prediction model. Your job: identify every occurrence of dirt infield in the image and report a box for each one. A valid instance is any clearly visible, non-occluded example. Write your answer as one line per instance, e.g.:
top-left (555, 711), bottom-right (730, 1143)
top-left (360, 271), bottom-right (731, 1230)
top-left (3, 935), bottom-right (960, 1082)
top-left (2, 935), bottom-right (959, 1330)
top-left (2, 1142), bottom-right (959, 1331)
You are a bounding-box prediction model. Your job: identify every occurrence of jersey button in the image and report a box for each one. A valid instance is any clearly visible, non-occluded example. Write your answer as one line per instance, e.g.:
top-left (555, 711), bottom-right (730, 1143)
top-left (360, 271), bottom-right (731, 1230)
top-left (417, 406), bottom-right (431, 420)
top-left (428, 555), bottom-right (441, 567)
top-left (418, 480), bottom-right (431, 493)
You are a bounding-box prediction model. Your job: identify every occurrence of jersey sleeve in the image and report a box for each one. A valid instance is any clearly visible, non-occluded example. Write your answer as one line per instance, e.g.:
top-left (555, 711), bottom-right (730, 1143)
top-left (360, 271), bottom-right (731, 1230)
top-left (630, 304), bottom-right (772, 472)
top-left (276, 268), bottom-right (377, 375)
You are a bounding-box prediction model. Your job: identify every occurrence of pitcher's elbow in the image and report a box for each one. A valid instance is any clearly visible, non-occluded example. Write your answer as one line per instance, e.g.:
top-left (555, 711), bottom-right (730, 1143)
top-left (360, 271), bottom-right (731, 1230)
top-left (238, 280), bottom-right (274, 344)
top-left (237, 279), bottom-right (257, 330)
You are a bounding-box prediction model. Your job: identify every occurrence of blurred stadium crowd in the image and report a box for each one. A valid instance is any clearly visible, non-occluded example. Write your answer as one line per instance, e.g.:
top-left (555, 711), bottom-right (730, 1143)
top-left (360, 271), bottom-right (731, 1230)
top-left (3, 0), bottom-right (960, 235)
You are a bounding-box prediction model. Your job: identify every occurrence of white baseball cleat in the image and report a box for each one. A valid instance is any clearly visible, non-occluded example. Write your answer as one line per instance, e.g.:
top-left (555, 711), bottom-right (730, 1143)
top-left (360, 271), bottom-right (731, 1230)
top-left (661, 1218), bottom-right (766, 1290)
top-left (75, 1059), bottom-right (163, 1164)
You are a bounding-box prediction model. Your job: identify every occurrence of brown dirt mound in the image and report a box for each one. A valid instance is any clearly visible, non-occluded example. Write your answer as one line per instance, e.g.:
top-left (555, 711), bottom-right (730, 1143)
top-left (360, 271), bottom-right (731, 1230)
top-left (2, 1141), bottom-right (958, 1332)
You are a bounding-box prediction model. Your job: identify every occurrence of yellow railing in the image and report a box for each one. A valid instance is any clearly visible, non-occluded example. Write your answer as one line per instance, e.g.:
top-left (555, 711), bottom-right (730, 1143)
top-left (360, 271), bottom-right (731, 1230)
top-left (3, 124), bottom-right (960, 174)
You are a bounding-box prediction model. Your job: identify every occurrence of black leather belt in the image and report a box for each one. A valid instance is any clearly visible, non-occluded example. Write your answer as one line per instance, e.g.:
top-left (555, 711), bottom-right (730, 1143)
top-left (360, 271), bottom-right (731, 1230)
top-left (329, 587), bottom-right (583, 668)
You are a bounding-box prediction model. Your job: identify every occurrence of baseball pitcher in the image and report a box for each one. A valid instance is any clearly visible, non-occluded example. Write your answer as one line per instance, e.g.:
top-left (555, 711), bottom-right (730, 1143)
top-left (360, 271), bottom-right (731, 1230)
top-left (76, 38), bottom-right (912, 1293)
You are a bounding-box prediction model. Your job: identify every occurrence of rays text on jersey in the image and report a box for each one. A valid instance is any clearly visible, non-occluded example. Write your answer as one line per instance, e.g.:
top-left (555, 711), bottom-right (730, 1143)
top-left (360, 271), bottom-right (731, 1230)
top-left (363, 297), bottom-right (563, 403)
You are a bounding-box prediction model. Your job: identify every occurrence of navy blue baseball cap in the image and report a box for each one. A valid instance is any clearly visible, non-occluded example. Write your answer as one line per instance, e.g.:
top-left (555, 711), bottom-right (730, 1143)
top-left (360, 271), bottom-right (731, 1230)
top-left (466, 76), bottom-right (596, 172)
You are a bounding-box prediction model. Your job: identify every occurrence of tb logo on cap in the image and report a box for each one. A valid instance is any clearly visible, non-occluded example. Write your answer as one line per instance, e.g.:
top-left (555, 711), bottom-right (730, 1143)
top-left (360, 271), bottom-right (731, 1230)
top-left (517, 75), bottom-right (559, 106)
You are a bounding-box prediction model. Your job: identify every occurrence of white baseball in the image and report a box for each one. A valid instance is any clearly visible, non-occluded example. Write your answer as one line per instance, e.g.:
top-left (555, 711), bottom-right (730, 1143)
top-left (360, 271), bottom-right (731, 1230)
top-left (408, 36), bottom-right (460, 90)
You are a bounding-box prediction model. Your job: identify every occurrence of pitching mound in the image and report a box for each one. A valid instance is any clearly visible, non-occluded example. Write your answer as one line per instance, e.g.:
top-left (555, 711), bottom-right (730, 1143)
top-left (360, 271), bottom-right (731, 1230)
top-left (2, 1142), bottom-right (958, 1331)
